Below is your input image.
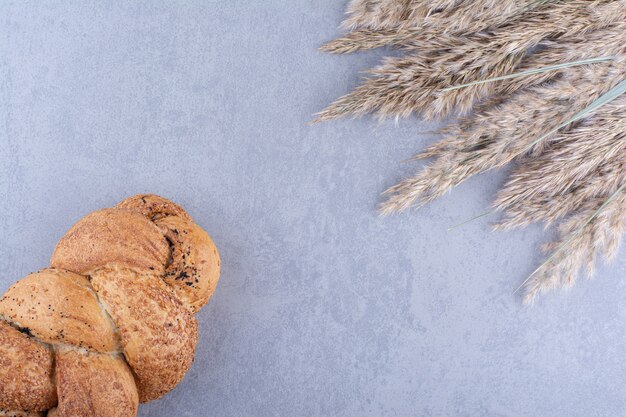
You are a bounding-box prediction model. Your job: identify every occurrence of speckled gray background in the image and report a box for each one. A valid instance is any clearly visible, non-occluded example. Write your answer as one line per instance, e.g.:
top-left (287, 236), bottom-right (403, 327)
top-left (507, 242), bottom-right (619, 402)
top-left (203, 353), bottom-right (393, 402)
top-left (1, 2), bottom-right (625, 416)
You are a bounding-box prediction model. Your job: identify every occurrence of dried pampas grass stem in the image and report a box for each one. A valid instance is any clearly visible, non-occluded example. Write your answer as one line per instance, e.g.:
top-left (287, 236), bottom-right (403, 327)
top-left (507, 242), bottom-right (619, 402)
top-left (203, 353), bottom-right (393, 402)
top-left (319, 0), bottom-right (626, 302)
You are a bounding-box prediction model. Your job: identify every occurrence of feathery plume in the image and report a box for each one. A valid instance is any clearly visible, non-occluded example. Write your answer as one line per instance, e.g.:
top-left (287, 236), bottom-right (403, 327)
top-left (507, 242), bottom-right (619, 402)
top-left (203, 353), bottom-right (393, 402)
top-left (522, 185), bottom-right (626, 303)
top-left (320, 0), bottom-right (624, 54)
top-left (340, 0), bottom-right (462, 31)
top-left (380, 61), bottom-right (625, 213)
top-left (494, 99), bottom-right (626, 230)
top-left (316, 1), bottom-right (624, 122)
top-left (320, 0), bottom-right (626, 300)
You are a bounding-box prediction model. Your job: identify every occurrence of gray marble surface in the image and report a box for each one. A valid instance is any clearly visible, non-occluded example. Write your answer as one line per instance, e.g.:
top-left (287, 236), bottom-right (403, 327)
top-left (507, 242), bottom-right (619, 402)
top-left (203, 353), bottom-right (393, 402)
top-left (1, 2), bottom-right (625, 416)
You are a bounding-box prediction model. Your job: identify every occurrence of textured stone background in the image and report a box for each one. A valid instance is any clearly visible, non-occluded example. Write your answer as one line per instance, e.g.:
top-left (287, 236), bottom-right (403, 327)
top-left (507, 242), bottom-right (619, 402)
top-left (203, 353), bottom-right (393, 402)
top-left (1, 2), bottom-right (625, 416)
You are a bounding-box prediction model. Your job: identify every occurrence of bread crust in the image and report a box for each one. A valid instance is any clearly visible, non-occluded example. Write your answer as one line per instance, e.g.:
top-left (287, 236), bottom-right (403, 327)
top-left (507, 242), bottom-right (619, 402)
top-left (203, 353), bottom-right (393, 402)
top-left (0, 410), bottom-right (44, 416)
top-left (0, 322), bottom-right (56, 411)
top-left (90, 267), bottom-right (198, 402)
top-left (0, 269), bottom-right (119, 353)
top-left (50, 208), bottom-right (169, 275)
top-left (116, 194), bottom-right (191, 221)
top-left (55, 349), bottom-right (138, 417)
top-left (1, 194), bottom-right (220, 415)
top-left (157, 215), bottom-right (221, 312)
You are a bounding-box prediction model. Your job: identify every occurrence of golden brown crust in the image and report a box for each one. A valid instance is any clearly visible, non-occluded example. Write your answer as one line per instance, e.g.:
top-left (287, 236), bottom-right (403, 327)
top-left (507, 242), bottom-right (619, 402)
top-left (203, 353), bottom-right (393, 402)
top-left (0, 269), bottom-right (119, 353)
top-left (90, 267), bottom-right (198, 402)
top-left (55, 349), bottom-right (138, 417)
top-left (116, 194), bottom-right (191, 221)
top-left (2, 194), bottom-right (220, 414)
top-left (0, 410), bottom-right (44, 417)
top-left (0, 322), bottom-right (56, 411)
top-left (50, 208), bottom-right (169, 275)
top-left (156, 215), bottom-right (221, 312)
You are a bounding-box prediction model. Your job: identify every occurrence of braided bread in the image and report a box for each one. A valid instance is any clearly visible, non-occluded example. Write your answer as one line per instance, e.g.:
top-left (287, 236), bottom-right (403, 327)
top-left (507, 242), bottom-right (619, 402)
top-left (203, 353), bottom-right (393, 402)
top-left (0, 195), bottom-right (221, 416)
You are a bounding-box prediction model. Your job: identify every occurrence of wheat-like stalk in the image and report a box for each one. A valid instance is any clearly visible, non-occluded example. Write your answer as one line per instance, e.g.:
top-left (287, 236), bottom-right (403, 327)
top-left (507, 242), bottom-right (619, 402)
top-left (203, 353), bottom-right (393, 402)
top-left (494, 99), bottom-right (626, 230)
top-left (339, 0), bottom-right (534, 32)
top-left (381, 62), bottom-right (625, 210)
top-left (320, 0), bottom-right (626, 302)
top-left (316, 1), bottom-right (624, 122)
top-left (521, 184), bottom-right (626, 303)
